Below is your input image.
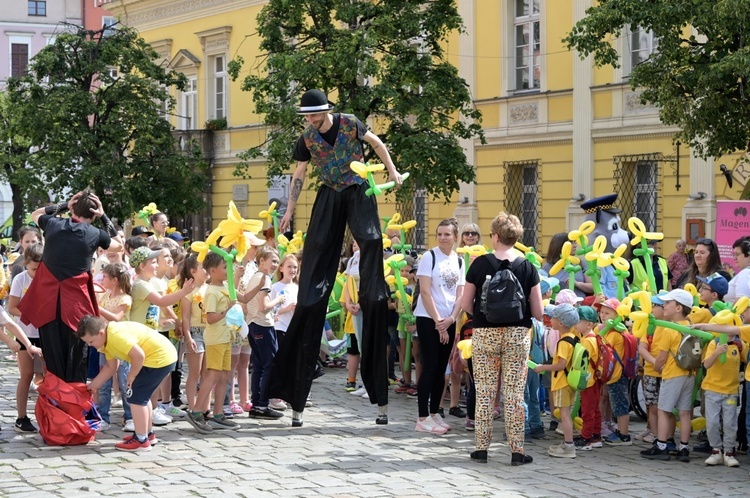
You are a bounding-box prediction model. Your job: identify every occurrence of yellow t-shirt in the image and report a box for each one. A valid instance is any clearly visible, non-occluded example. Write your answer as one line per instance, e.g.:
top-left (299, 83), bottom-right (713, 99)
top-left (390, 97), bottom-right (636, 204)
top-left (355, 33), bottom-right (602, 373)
top-left (581, 331), bottom-right (598, 388)
top-left (604, 330), bottom-right (624, 384)
top-left (102, 321), bottom-right (177, 368)
top-left (184, 284), bottom-right (207, 329)
top-left (97, 291), bottom-right (132, 322)
top-left (204, 284), bottom-right (231, 346)
top-left (640, 328), bottom-right (662, 378)
top-left (552, 330), bottom-right (579, 391)
top-left (688, 307), bottom-right (713, 325)
top-left (702, 339), bottom-right (748, 395)
top-left (653, 320), bottom-right (692, 380)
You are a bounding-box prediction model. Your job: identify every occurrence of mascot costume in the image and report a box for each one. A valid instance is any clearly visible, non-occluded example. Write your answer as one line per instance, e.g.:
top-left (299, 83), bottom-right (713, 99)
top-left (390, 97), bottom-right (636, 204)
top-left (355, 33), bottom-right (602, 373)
top-left (580, 194), bottom-right (630, 298)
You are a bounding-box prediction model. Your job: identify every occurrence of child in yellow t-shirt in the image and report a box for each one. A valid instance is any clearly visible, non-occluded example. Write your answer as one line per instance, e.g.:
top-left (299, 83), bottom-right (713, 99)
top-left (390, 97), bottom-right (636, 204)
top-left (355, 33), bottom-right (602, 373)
top-left (534, 303), bottom-right (580, 458)
top-left (689, 273), bottom-right (729, 324)
top-left (637, 293), bottom-right (667, 444)
top-left (641, 289), bottom-right (694, 462)
top-left (574, 306), bottom-right (601, 450)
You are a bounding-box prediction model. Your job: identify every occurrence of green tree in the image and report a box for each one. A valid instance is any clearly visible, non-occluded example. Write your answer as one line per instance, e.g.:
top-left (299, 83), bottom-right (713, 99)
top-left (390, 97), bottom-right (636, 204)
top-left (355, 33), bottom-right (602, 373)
top-left (0, 92), bottom-right (48, 239)
top-left (9, 25), bottom-right (208, 222)
top-left (565, 0), bottom-right (750, 161)
top-left (229, 0), bottom-right (484, 200)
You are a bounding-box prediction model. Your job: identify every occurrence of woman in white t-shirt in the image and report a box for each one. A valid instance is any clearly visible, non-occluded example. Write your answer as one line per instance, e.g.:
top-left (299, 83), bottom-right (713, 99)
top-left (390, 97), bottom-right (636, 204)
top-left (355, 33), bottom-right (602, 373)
top-left (727, 237), bottom-right (750, 303)
top-left (413, 219), bottom-right (465, 435)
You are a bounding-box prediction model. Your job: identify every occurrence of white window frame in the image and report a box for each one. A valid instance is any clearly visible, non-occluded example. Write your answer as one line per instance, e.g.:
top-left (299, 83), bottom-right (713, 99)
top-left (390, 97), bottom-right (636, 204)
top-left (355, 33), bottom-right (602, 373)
top-left (181, 77), bottom-right (198, 130)
top-left (624, 25), bottom-right (659, 77)
top-left (102, 16), bottom-right (117, 36)
top-left (210, 55), bottom-right (226, 121)
top-left (514, 0), bottom-right (541, 92)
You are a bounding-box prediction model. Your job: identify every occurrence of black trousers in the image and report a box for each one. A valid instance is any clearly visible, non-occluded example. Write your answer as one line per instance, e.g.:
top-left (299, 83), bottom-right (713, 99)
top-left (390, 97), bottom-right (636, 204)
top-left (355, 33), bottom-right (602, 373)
top-left (416, 316), bottom-right (456, 417)
top-left (269, 183), bottom-right (389, 412)
top-left (39, 316), bottom-right (88, 384)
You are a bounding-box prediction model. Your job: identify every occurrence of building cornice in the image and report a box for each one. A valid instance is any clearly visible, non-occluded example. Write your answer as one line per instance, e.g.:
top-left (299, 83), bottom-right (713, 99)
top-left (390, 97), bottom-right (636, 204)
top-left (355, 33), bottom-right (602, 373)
top-left (106, 0), bottom-right (267, 31)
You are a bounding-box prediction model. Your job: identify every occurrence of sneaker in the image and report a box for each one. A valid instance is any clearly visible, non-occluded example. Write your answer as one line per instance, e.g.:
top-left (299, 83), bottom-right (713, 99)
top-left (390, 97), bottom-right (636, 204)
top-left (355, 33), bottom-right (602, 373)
top-left (208, 414), bottom-right (240, 430)
top-left (344, 381), bottom-right (357, 392)
top-left (375, 414), bottom-right (388, 425)
top-left (604, 430), bottom-right (632, 446)
top-left (692, 441), bottom-right (712, 454)
top-left (152, 409), bottom-right (172, 426)
top-left (449, 406), bottom-right (467, 418)
top-left (705, 450), bottom-right (723, 466)
top-left (244, 402), bottom-right (253, 412)
top-left (528, 427), bottom-right (546, 439)
top-left (724, 452), bottom-right (740, 467)
top-left (115, 436), bottom-right (151, 452)
top-left (666, 440), bottom-right (678, 454)
top-left (470, 450), bottom-right (488, 463)
top-left (555, 427), bottom-right (565, 436)
top-left (415, 417), bottom-right (448, 435)
top-left (465, 418), bottom-right (475, 431)
top-left (548, 442), bottom-right (576, 458)
top-left (641, 444), bottom-right (670, 460)
top-left (643, 433), bottom-right (656, 444)
top-left (172, 397), bottom-right (187, 410)
top-left (437, 407), bottom-right (445, 418)
top-left (574, 437), bottom-right (594, 451)
top-left (395, 384), bottom-right (411, 394)
top-left (511, 452), bottom-right (533, 466)
top-left (678, 447), bottom-right (690, 463)
top-left (350, 386), bottom-right (367, 396)
top-left (305, 396), bottom-right (313, 408)
top-left (112, 394), bottom-right (122, 408)
top-left (123, 419), bottom-right (135, 432)
top-left (14, 416), bottom-right (37, 433)
top-left (269, 399), bottom-right (288, 411)
top-left (164, 402), bottom-right (186, 418)
top-left (98, 421), bottom-right (111, 432)
top-left (123, 432), bottom-right (158, 446)
top-left (634, 429), bottom-right (652, 441)
top-left (406, 388), bottom-right (418, 397)
top-left (361, 392), bottom-right (369, 399)
top-left (549, 420), bottom-right (559, 432)
top-left (248, 407), bottom-right (284, 419)
top-left (229, 402), bottom-right (244, 414)
top-left (589, 437), bottom-right (603, 448)
top-left (222, 405), bottom-right (234, 418)
top-left (737, 443), bottom-right (748, 455)
top-left (186, 411), bottom-right (213, 434)
top-left (431, 414), bottom-right (451, 431)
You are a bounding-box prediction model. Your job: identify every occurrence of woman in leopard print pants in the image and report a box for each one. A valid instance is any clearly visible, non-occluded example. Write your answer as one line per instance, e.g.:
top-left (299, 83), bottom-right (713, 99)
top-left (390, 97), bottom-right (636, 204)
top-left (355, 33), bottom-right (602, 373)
top-left (462, 212), bottom-right (543, 466)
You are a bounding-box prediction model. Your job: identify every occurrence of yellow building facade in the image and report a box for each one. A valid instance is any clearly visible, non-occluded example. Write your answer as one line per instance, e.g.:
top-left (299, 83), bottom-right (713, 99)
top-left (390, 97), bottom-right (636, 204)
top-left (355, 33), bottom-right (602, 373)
top-left (106, 0), bottom-right (744, 256)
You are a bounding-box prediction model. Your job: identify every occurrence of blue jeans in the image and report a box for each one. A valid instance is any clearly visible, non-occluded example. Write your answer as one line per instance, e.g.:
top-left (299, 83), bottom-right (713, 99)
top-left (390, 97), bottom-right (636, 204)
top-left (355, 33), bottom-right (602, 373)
top-left (248, 323), bottom-right (278, 408)
top-left (97, 353), bottom-right (132, 423)
top-left (524, 367), bottom-right (543, 433)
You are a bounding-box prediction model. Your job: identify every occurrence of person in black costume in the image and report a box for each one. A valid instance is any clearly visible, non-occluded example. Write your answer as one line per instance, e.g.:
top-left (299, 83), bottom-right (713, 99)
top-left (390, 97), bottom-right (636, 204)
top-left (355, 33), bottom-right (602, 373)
top-left (268, 89), bottom-right (403, 426)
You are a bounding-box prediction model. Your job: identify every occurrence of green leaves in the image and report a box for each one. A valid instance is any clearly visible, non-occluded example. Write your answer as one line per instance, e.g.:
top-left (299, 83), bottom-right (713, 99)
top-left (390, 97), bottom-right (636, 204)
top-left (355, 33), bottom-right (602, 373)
top-left (231, 0), bottom-right (483, 199)
top-left (565, 0), bottom-right (750, 160)
top-left (8, 25), bottom-right (206, 222)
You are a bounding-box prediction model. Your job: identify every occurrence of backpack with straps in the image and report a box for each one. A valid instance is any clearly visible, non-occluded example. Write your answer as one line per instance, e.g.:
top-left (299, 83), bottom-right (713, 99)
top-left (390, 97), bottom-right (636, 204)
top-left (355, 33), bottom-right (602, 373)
top-left (590, 332), bottom-right (618, 384)
top-left (412, 249), bottom-right (462, 312)
top-left (612, 332), bottom-right (639, 380)
top-left (480, 255), bottom-right (526, 324)
top-left (530, 318), bottom-right (547, 365)
top-left (671, 334), bottom-right (704, 371)
top-left (554, 336), bottom-right (590, 391)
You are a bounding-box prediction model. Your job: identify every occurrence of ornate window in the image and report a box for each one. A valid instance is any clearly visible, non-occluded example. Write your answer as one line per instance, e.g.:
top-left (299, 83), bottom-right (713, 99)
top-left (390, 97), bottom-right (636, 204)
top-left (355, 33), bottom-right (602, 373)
top-left (504, 160), bottom-right (541, 248)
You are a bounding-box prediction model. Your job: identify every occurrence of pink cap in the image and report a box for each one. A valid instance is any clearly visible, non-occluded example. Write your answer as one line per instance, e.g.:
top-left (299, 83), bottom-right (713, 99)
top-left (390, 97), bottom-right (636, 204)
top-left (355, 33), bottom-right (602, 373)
top-left (555, 289), bottom-right (583, 305)
top-left (594, 297), bottom-right (621, 312)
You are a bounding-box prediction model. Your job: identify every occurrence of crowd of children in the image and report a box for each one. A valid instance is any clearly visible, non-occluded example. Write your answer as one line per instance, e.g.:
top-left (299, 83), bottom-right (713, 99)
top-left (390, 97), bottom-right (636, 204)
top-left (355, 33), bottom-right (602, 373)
top-left (3, 211), bottom-right (750, 468)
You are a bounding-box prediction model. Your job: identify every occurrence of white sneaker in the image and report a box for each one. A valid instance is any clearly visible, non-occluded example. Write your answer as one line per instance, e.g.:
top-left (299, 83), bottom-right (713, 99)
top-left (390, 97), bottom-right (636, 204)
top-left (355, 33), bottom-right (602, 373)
top-left (123, 419), bottom-right (135, 432)
top-left (351, 386), bottom-right (367, 396)
top-left (97, 421), bottom-right (111, 431)
top-left (705, 451), bottom-right (723, 466)
top-left (112, 394), bottom-right (122, 408)
top-left (431, 414), bottom-right (451, 431)
top-left (415, 417), bottom-right (448, 435)
top-left (361, 392), bottom-right (369, 399)
top-left (152, 409), bottom-right (172, 426)
top-left (724, 453), bottom-right (740, 467)
top-left (164, 402), bottom-right (186, 418)
top-left (269, 399), bottom-right (288, 411)
top-left (156, 404), bottom-right (173, 422)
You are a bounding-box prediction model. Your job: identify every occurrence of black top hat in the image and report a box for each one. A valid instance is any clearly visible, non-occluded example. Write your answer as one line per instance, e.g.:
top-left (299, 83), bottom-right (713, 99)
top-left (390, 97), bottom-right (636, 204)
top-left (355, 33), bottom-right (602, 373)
top-left (296, 89), bottom-right (335, 115)
top-left (580, 194), bottom-right (621, 215)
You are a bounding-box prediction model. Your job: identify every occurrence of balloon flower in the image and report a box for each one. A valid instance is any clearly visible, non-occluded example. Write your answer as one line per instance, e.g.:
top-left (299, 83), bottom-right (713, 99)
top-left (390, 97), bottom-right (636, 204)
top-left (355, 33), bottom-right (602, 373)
top-left (137, 202), bottom-right (159, 222)
top-left (259, 201), bottom-right (281, 241)
top-left (350, 161), bottom-right (410, 197)
top-left (548, 241), bottom-right (582, 292)
top-left (598, 296), bottom-right (633, 337)
top-left (385, 253), bottom-right (417, 367)
top-left (584, 235), bottom-right (614, 297)
top-left (277, 231), bottom-right (303, 258)
top-left (514, 242), bottom-right (543, 269)
top-left (387, 215), bottom-right (417, 254)
top-left (457, 245), bottom-right (487, 275)
top-left (190, 201), bottom-right (264, 300)
top-left (628, 217), bottom-right (664, 294)
top-left (568, 222), bottom-right (600, 293)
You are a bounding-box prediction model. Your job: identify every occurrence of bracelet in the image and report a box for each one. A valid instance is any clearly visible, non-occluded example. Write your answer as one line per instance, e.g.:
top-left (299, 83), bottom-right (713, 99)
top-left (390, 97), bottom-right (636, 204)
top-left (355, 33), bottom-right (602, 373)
top-left (44, 202), bottom-right (69, 216)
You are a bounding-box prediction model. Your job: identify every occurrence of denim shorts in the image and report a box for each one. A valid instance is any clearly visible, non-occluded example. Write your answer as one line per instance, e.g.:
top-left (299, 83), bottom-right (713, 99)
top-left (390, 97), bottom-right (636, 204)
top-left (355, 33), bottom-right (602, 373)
top-left (189, 326), bottom-right (205, 354)
top-left (608, 376), bottom-right (630, 417)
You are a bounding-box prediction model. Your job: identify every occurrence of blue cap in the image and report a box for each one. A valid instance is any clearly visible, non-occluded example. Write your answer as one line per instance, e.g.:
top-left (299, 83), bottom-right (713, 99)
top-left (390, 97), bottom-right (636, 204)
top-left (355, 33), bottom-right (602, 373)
top-left (651, 292), bottom-right (667, 306)
top-left (697, 272), bottom-right (729, 297)
top-left (540, 276), bottom-right (559, 295)
top-left (543, 303), bottom-right (580, 329)
top-left (167, 232), bottom-right (186, 242)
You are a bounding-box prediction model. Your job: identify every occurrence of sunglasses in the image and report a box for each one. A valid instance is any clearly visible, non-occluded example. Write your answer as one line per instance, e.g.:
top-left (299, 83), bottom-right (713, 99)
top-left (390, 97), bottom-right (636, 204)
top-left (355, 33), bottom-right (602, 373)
top-left (463, 231), bottom-right (479, 237)
top-left (696, 237), bottom-right (714, 247)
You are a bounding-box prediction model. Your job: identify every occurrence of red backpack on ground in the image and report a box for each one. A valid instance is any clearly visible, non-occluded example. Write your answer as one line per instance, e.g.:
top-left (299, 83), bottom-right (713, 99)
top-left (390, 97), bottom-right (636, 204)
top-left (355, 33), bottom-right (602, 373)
top-left (590, 332), bottom-right (617, 384)
top-left (615, 332), bottom-right (639, 380)
top-left (35, 372), bottom-right (100, 446)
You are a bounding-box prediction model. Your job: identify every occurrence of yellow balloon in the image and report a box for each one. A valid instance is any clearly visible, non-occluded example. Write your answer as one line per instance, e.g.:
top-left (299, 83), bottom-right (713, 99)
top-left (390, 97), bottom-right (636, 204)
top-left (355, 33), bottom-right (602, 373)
top-left (691, 417), bottom-right (706, 432)
top-left (574, 417), bottom-right (583, 431)
top-left (457, 339), bottom-right (473, 360)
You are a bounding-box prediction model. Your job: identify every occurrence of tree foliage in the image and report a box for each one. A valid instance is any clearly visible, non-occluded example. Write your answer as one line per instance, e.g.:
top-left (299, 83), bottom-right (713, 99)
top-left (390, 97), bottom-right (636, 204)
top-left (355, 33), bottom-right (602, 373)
top-left (565, 0), bottom-right (750, 160)
top-left (229, 0), bottom-right (484, 200)
top-left (9, 25), bottom-right (208, 222)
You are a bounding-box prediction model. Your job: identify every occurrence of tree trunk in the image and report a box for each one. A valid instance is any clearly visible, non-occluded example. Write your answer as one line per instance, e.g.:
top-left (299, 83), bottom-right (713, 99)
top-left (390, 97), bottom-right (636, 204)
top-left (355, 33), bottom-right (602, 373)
top-left (10, 180), bottom-right (25, 244)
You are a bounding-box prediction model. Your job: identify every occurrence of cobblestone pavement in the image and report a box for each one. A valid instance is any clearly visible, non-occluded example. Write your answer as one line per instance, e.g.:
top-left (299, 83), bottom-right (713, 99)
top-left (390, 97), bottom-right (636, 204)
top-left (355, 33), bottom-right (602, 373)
top-left (0, 348), bottom-right (746, 497)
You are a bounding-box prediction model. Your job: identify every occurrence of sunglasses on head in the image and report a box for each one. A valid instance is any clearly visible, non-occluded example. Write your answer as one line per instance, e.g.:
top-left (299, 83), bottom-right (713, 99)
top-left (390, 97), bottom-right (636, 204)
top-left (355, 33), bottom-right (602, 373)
top-left (696, 237), bottom-right (714, 247)
top-left (463, 231), bottom-right (479, 237)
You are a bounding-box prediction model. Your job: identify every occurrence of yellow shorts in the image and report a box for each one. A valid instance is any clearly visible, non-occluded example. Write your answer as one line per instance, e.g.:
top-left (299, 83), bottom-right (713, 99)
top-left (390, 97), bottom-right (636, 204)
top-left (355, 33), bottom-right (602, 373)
top-left (205, 343), bottom-right (232, 371)
top-left (553, 386), bottom-right (575, 408)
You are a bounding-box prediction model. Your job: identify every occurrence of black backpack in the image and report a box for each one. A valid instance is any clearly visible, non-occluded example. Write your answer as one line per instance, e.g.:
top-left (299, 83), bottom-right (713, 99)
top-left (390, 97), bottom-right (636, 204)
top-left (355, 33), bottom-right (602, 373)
top-left (480, 255), bottom-right (526, 324)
